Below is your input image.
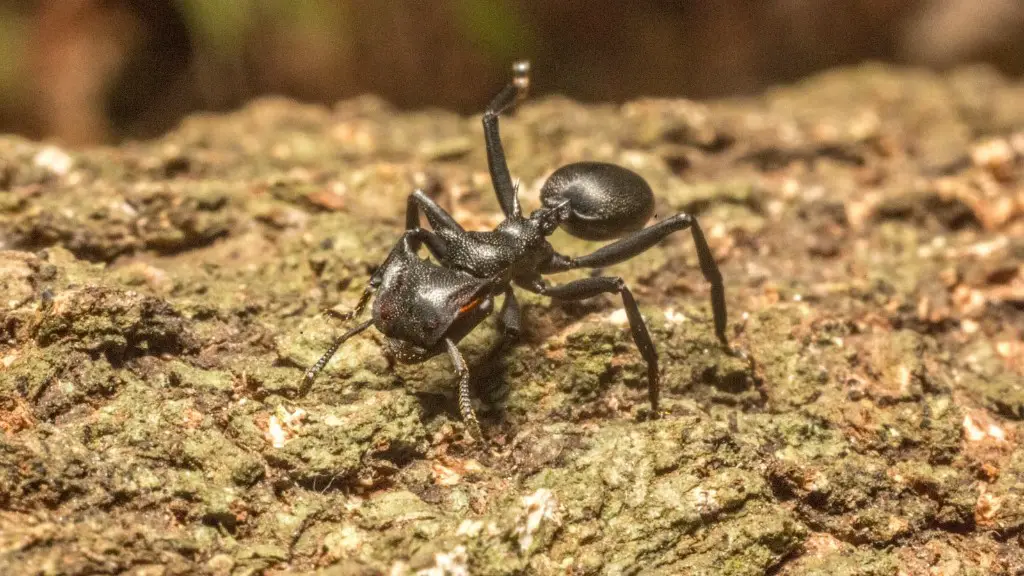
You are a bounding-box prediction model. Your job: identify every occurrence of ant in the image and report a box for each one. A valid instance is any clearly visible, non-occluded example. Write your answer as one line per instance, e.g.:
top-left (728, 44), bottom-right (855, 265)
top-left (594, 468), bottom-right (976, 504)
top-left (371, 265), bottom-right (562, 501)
top-left (302, 61), bottom-right (731, 438)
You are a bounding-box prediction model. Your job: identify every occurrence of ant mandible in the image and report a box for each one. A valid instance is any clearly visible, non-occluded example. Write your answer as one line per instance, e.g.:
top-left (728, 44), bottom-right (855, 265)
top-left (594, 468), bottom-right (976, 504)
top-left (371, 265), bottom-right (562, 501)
top-left (303, 61), bottom-right (730, 437)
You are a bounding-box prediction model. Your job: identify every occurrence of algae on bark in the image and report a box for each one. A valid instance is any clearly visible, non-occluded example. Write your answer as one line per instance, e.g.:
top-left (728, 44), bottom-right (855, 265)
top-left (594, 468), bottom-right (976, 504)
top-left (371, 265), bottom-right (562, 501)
top-left (1, 64), bottom-right (1023, 574)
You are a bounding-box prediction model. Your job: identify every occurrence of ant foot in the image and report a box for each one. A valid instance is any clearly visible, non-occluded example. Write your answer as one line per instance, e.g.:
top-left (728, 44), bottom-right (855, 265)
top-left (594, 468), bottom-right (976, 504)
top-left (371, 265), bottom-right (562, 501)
top-left (462, 419), bottom-right (485, 444)
top-left (322, 308), bottom-right (352, 321)
top-left (636, 406), bottom-right (668, 422)
top-left (512, 60), bottom-right (530, 97)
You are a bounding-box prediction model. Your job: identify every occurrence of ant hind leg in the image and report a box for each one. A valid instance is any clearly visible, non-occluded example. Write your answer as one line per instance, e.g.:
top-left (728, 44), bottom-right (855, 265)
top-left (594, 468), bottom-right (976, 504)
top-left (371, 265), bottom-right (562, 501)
top-left (542, 212), bottom-right (728, 348)
top-left (483, 61), bottom-right (530, 219)
top-left (535, 276), bottom-right (662, 416)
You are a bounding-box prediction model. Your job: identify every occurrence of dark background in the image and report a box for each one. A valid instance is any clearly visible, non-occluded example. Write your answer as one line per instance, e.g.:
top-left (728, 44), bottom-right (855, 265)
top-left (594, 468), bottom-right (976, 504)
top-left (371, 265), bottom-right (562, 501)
top-left (2, 0), bottom-right (1023, 146)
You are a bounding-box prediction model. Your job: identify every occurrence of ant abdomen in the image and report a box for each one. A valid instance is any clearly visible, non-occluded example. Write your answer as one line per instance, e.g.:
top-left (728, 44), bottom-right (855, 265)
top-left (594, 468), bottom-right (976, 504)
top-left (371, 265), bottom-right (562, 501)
top-left (540, 161), bottom-right (655, 241)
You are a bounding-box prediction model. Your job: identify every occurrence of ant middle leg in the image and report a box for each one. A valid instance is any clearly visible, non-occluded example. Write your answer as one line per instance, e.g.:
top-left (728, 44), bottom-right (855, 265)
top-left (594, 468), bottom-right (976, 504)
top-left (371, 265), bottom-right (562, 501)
top-left (542, 212), bottom-right (728, 348)
top-left (466, 287), bottom-right (521, 409)
top-left (491, 287), bottom-right (521, 356)
top-left (535, 276), bottom-right (662, 415)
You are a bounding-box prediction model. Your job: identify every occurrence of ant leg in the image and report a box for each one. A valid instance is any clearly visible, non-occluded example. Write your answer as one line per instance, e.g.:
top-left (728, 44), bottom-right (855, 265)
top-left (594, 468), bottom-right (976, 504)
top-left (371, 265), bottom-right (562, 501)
top-left (406, 190), bottom-right (465, 235)
top-left (390, 227), bottom-right (450, 266)
top-left (483, 61), bottom-right (530, 219)
top-left (493, 287), bottom-right (521, 354)
top-left (407, 227), bottom-right (450, 262)
top-left (470, 288), bottom-right (519, 402)
top-left (302, 318), bottom-right (374, 392)
top-left (446, 338), bottom-right (483, 438)
top-left (536, 277), bottom-right (661, 414)
top-left (311, 228), bottom-right (450, 392)
top-left (323, 287), bottom-right (373, 322)
top-left (542, 212), bottom-right (728, 348)
top-left (322, 228), bottom-right (446, 321)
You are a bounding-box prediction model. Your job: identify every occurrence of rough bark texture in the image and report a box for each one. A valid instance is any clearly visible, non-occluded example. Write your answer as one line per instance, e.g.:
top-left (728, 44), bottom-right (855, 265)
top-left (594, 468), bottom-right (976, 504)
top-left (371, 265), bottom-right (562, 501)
top-left (1, 64), bottom-right (1023, 575)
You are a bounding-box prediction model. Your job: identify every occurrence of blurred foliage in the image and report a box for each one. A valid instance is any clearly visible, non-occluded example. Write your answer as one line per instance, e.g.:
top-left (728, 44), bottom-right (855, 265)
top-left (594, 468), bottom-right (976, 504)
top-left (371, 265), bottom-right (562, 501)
top-left (0, 6), bottom-right (29, 125)
top-left (177, 0), bottom-right (251, 52)
top-left (2, 0), bottom-right (1024, 145)
top-left (453, 0), bottom-right (533, 62)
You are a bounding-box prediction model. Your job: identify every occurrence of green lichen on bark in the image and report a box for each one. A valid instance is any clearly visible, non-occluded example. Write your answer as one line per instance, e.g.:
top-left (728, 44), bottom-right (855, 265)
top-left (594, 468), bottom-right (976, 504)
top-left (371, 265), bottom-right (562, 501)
top-left (1, 64), bottom-right (1024, 574)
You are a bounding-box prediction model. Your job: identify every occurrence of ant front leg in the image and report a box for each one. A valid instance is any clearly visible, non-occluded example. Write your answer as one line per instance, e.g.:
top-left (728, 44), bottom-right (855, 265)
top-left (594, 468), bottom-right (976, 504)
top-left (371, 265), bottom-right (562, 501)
top-left (302, 318), bottom-right (374, 393)
top-left (321, 193), bottom-right (446, 326)
top-left (309, 228), bottom-right (448, 392)
top-left (530, 276), bottom-right (662, 415)
top-left (543, 212), bottom-right (729, 349)
top-left (323, 227), bottom-right (446, 322)
top-left (323, 288), bottom-right (373, 323)
top-left (483, 61), bottom-right (530, 219)
top-left (405, 190), bottom-right (465, 238)
top-left (446, 338), bottom-right (483, 439)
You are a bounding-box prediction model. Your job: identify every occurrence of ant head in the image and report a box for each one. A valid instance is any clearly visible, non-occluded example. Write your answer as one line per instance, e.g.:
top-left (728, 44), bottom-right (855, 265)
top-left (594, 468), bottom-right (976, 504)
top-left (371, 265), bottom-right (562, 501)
top-left (531, 198), bottom-right (570, 236)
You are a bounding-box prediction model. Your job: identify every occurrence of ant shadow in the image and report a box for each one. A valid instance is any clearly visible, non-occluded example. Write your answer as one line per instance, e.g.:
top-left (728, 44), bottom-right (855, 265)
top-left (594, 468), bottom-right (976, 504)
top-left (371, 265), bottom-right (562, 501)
top-left (411, 297), bottom-right (609, 433)
top-left (409, 337), bottom-right (514, 432)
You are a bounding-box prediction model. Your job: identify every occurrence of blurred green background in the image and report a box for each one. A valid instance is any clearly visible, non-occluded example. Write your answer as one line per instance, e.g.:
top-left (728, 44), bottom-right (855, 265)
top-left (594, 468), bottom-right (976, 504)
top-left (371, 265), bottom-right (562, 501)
top-left (2, 0), bottom-right (1023, 146)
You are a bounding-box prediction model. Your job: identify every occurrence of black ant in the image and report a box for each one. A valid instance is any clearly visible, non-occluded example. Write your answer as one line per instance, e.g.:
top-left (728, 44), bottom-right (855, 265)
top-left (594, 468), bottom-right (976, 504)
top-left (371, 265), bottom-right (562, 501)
top-left (303, 61), bottom-right (730, 437)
